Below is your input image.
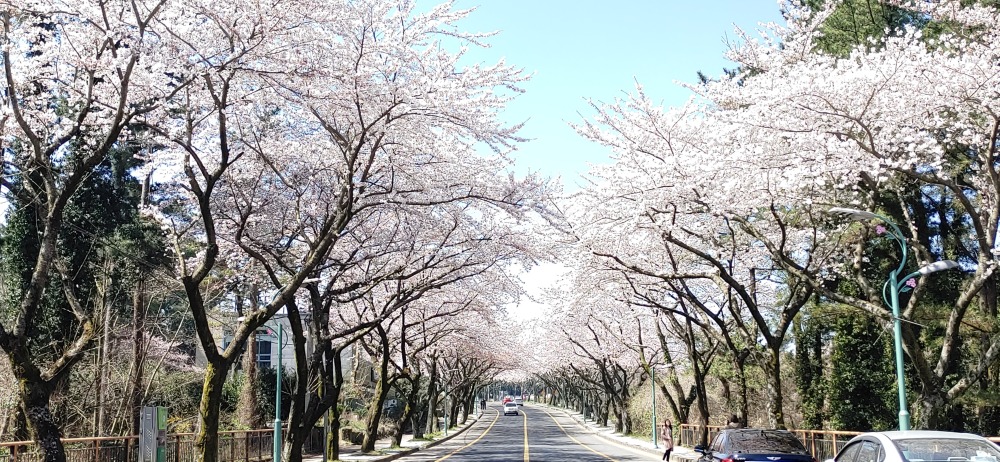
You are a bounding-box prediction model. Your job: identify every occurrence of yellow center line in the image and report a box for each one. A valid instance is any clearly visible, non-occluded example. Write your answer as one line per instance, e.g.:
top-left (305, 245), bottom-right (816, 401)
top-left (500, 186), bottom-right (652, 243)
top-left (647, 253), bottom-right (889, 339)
top-left (539, 407), bottom-right (618, 462)
top-left (435, 407), bottom-right (501, 462)
top-left (523, 408), bottom-right (530, 462)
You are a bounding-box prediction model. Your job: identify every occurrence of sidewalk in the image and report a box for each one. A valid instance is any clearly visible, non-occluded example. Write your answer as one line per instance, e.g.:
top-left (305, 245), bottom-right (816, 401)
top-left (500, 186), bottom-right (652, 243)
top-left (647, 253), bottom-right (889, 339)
top-left (302, 413), bottom-right (481, 462)
top-left (535, 403), bottom-right (698, 462)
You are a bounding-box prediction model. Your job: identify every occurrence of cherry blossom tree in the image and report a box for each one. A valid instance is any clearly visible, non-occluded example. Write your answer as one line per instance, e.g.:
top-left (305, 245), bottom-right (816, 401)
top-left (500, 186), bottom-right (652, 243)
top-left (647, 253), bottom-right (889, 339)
top-left (574, 0), bottom-right (1000, 429)
top-left (538, 262), bottom-right (658, 434)
top-left (0, 1), bottom-right (199, 458)
top-left (351, 210), bottom-right (532, 451)
top-left (134, 1), bottom-right (549, 460)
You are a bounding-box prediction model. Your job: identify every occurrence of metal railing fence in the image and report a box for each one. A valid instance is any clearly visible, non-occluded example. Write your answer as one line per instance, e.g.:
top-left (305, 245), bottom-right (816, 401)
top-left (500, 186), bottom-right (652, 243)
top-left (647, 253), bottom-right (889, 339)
top-left (0, 428), bottom-right (322, 462)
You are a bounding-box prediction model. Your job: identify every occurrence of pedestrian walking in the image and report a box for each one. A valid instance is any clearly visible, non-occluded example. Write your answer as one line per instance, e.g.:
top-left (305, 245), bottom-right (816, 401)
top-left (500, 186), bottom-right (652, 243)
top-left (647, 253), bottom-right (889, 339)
top-left (660, 419), bottom-right (674, 461)
top-left (726, 414), bottom-right (743, 428)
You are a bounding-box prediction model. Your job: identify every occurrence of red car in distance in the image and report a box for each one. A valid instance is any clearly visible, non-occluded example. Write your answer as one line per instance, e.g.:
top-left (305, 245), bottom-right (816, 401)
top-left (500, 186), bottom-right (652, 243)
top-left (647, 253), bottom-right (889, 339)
top-left (502, 396), bottom-right (513, 404)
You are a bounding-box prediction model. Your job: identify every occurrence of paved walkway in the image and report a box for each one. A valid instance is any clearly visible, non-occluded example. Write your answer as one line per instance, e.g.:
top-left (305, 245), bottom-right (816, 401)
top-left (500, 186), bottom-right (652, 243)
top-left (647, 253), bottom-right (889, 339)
top-left (301, 403), bottom-right (699, 462)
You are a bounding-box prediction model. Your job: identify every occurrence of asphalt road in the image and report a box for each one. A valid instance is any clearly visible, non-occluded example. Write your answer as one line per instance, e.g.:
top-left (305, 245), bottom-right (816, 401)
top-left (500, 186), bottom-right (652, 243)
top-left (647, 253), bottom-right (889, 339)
top-left (394, 403), bottom-right (661, 462)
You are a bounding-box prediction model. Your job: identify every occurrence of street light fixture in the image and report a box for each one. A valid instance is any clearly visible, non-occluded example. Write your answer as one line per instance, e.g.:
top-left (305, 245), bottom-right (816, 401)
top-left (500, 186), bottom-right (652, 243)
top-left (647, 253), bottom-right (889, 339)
top-left (828, 207), bottom-right (958, 431)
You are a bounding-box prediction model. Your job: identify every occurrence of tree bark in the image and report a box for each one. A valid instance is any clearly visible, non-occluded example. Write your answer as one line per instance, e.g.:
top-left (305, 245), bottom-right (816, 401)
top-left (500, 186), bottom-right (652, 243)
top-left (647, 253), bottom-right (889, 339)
top-left (236, 331), bottom-right (260, 428)
top-left (765, 345), bottom-right (785, 429)
top-left (281, 307), bottom-right (308, 462)
top-left (20, 379), bottom-right (63, 462)
top-left (361, 374), bottom-right (390, 452)
top-left (918, 390), bottom-right (949, 430)
top-left (424, 360), bottom-right (439, 435)
top-left (394, 376), bottom-right (420, 447)
top-left (194, 360), bottom-right (231, 462)
top-left (95, 271), bottom-right (112, 437)
top-left (326, 351), bottom-right (345, 461)
top-left (127, 281), bottom-right (147, 437)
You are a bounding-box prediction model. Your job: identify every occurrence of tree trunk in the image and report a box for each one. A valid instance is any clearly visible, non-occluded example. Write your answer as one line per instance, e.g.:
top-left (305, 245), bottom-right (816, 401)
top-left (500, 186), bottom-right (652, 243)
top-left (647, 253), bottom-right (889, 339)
top-left (194, 360), bottom-right (231, 462)
top-left (424, 361), bottom-right (439, 435)
top-left (719, 377), bottom-right (732, 410)
top-left (236, 331), bottom-right (260, 428)
top-left (284, 429), bottom-right (306, 462)
top-left (328, 396), bottom-right (342, 461)
top-left (448, 396), bottom-right (459, 429)
top-left (327, 349), bottom-right (345, 461)
top-left (459, 393), bottom-right (469, 425)
top-left (765, 345), bottom-right (786, 429)
top-left (918, 390), bottom-right (948, 429)
top-left (20, 376), bottom-right (65, 462)
top-left (612, 400), bottom-right (624, 433)
top-left (692, 355), bottom-right (710, 446)
top-left (127, 281), bottom-right (147, 437)
top-left (394, 376), bottom-right (421, 447)
top-left (735, 358), bottom-right (749, 427)
top-left (95, 281), bottom-right (112, 437)
top-left (281, 306), bottom-right (308, 462)
top-left (361, 376), bottom-right (391, 452)
top-left (411, 408), bottom-right (426, 440)
top-left (597, 399), bottom-right (609, 427)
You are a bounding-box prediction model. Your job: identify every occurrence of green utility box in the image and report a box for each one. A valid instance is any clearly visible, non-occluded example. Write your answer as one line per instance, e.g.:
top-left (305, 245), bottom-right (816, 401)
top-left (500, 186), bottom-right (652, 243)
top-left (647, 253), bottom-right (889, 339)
top-left (140, 406), bottom-right (168, 462)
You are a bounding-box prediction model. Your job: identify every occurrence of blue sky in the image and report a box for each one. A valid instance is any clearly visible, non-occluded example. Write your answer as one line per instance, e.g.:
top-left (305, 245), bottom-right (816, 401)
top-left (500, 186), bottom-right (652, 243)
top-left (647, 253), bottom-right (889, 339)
top-left (453, 1), bottom-right (786, 189)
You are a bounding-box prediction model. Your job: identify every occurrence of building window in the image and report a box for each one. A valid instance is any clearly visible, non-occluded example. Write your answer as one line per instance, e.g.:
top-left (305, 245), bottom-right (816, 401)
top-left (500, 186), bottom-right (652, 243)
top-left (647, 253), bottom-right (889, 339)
top-left (257, 339), bottom-right (272, 368)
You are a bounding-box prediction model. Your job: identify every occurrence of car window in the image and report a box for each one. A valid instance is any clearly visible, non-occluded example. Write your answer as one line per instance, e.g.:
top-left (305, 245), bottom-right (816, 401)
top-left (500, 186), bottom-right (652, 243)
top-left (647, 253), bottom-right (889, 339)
top-left (857, 441), bottom-right (883, 462)
top-left (725, 430), bottom-right (808, 454)
top-left (895, 438), bottom-right (1000, 462)
top-left (709, 434), bottom-right (723, 453)
top-left (837, 442), bottom-right (863, 462)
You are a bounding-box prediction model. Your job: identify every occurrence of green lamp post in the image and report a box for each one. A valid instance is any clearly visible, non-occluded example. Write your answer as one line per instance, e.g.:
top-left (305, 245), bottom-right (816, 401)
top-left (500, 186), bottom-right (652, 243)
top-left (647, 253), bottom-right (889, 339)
top-left (829, 207), bottom-right (958, 431)
top-left (651, 366), bottom-right (657, 449)
top-left (272, 323), bottom-right (284, 462)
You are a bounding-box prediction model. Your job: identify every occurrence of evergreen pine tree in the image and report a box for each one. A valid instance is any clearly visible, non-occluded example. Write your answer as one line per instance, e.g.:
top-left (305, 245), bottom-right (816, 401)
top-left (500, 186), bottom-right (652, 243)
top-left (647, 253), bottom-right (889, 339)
top-left (827, 314), bottom-right (895, 431)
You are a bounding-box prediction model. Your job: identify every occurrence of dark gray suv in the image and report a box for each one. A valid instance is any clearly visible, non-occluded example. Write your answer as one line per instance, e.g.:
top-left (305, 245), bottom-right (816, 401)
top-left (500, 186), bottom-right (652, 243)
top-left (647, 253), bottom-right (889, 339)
top-left (694, 429), bottom-right (815, 462)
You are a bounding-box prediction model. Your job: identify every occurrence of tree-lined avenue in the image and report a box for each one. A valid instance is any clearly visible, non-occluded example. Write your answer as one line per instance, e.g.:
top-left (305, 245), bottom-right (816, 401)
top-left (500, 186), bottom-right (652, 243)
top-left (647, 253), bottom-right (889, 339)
top-left (396, 404), bottom-right (656, 462)
top-left (7, 1), bottom-right (1000, 461)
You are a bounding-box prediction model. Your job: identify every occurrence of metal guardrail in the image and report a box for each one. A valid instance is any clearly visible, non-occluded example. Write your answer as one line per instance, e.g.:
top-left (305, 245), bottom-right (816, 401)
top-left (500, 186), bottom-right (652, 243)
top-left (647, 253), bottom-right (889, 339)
top-left (0, 428), bottom-right (322, 462)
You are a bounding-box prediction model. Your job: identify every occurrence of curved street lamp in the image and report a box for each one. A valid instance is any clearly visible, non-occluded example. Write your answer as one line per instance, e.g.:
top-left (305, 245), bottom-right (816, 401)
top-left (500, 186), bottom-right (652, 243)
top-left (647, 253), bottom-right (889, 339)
top-left (828, 207), bottom-right (958, 431)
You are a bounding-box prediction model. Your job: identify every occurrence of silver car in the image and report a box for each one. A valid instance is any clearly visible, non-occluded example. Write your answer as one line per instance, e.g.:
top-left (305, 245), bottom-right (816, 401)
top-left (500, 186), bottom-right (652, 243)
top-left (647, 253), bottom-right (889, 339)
top-left (503, 402), bottom-right (518, 416)
top-left (831, 431), bottom-right (1000, 462)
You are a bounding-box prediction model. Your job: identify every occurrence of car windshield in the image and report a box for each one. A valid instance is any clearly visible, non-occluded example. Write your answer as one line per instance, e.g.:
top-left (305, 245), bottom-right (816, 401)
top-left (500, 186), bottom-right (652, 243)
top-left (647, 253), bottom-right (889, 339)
top-left (726, 431), bottom-right (807, 454)
top-left (897, 438), bottom-right (1000, 462)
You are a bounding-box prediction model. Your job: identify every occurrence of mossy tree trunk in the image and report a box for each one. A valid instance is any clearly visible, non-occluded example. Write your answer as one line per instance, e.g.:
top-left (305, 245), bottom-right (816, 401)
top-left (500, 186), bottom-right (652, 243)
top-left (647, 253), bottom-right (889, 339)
top-left (194, 361), bottom-right (231, 462)
top-left (15, 367), bottom-right (63, 462)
